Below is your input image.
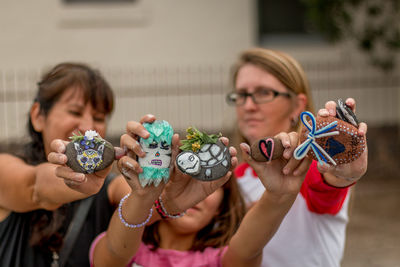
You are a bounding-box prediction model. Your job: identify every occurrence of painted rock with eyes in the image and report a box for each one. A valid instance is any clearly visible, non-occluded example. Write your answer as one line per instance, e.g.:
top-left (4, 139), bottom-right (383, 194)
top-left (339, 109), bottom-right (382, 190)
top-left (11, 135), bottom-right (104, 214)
top-left (176, 127), bottom-right (231, 181)
top-left (66, 130), bottom-right (115, 174)
top-left (138, 120), bottom-right (174, 187)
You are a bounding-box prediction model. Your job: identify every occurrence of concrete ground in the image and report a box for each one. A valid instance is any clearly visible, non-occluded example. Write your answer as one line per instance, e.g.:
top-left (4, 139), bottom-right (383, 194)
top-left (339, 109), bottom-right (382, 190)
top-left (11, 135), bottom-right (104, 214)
top-left (341, 126), bottom-right (400, 267)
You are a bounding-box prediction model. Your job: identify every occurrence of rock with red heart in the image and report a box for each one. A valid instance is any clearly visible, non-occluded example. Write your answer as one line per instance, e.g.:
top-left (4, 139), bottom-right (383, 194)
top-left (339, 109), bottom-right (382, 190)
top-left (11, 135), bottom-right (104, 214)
top-left (250, 137), bottom-right (284, 162)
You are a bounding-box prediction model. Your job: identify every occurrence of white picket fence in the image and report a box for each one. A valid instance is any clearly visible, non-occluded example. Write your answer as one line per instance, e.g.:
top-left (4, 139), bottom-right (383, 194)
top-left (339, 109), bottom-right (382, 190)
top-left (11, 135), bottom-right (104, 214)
top-left (0, 61), bottom-right (399, 144)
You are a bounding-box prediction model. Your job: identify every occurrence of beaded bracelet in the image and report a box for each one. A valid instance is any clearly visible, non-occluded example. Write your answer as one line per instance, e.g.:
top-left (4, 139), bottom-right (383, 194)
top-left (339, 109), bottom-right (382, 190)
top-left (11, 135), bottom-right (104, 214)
top-left (118, 193), bottom-right (153, 228)
top-left (154, 195), bottom-right (185, 219)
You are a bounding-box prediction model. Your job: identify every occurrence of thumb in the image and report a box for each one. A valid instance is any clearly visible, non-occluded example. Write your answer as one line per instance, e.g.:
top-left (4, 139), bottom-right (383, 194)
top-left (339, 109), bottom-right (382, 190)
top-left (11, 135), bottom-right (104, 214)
top-left (240, 142), bottom-right (258, 168)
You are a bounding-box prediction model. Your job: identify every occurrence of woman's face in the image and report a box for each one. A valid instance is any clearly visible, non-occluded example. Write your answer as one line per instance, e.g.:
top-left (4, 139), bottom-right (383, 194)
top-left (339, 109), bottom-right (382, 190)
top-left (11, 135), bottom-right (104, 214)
top-left (235, 64), bottom-right (296, 144)
top-left (39, 86), bottom-right (107, 156)
top-left (164, 188), bottom-right (224, 235)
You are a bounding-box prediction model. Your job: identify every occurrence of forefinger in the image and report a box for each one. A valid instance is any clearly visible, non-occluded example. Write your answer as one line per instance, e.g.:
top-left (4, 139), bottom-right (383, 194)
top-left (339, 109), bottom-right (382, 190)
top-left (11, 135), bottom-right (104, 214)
top-left (325, 101), bottom-right (337, 117)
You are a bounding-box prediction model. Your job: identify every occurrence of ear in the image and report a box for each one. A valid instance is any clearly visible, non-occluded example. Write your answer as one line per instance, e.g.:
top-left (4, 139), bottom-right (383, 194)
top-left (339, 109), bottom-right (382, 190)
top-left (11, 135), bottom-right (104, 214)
top-left (30, 102), bottom-right (45, 132)
top-left (291, 93), bottom-right (307, 118)
top-left (98, 144), bottom-right (104, 155)
top-left (74, 142), bottom-right (82, 154)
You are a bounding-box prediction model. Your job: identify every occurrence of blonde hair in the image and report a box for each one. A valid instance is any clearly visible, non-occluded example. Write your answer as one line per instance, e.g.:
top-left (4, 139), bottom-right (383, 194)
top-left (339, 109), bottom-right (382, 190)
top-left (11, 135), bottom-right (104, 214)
top-left (231, 48), bottom-right (314, 131)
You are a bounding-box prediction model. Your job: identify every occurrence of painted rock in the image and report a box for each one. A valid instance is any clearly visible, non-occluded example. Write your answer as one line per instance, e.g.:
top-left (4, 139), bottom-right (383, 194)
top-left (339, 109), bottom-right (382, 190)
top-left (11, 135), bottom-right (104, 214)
top-left (250, 137), bottom-right (285, 162)
top-left (176, 140), bottom-right (231, 181)
top-left (298, 115), bottom-right (366, 165)
top-left (138, 120), bottom-right (173, 187)
top-left (336, 98), bottom-right (359, 127)
top-left (66, 130), bottom-right (114, 173)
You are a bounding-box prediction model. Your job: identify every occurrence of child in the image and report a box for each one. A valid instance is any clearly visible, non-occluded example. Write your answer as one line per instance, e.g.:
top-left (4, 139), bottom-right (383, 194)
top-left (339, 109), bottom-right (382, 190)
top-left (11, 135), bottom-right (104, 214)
top-left (89, 128), bottom-right (311, 267)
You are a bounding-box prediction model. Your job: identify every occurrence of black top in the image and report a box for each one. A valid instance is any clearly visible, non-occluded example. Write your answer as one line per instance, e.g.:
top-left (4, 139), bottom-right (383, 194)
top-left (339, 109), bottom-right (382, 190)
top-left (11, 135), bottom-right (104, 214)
top-left (0, 175), bottom-right (116, 267)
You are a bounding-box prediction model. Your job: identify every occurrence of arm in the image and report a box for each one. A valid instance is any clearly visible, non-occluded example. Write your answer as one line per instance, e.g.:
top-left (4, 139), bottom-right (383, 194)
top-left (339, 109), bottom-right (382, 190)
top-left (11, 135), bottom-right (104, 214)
top-left (1, 137), bottom-right (120, 212)
top-left (92, 118), bottom-right (164, 267)
top-left (0, 153), bottom-right (90, 212)
top-left (223, 132), bottom-right (311, 267)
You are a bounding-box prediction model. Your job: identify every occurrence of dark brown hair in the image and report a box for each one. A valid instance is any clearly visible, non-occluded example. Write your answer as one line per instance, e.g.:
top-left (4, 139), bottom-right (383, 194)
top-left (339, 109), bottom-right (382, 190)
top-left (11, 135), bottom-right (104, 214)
top-left (24, 62), bottom-right (114, 165)
top-left (24, 62), bottom-right (114, 252)
top-left (143, 177), bottom-right (246, 251)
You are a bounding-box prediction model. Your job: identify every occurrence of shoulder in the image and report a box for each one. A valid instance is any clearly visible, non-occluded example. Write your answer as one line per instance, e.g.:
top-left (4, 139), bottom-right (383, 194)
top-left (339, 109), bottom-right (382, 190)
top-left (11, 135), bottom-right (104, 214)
top-left (0, 153), bottom-right (26, 164)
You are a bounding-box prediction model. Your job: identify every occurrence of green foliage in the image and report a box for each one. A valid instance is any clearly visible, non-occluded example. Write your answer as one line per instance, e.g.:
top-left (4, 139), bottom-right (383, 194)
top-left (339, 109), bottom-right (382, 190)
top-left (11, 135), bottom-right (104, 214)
top-left (302, 0), bottom-right (400, 71)
top-left (180, 127), bottom-right (222, 152)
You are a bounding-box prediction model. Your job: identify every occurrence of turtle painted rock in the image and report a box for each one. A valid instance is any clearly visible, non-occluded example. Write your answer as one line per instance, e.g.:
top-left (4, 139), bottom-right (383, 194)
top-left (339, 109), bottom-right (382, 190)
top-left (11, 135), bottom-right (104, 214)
top-left (65, 130), bottom-right (114, 174)
top-left (176, 140), bottom-right (231, 181)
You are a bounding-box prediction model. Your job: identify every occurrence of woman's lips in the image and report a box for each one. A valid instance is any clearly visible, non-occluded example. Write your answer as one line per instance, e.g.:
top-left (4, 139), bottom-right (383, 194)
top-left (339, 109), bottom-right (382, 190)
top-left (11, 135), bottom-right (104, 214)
top-left (187, 206), bottom-right (201, 214)
top-left (244, 118), bottom-right (263, 125)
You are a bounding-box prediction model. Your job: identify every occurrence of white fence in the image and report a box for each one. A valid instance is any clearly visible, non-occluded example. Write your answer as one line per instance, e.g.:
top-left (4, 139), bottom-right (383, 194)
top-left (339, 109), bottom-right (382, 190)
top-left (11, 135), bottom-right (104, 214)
top-left (0, 61), bottom-right (399, 144)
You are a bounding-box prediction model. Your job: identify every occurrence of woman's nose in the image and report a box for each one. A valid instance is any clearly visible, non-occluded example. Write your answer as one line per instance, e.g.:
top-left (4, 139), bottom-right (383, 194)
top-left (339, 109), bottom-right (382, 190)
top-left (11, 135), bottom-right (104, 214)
top-left (242, 95), bottom-right (258, 110)
top-left (78, 113), bottom-right (95, 133)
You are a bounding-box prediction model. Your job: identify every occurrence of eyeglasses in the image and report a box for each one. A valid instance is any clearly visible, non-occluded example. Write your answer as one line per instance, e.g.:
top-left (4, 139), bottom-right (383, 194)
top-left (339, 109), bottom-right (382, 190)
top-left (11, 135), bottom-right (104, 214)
top-left (226, 89), bottom-right (292, 106)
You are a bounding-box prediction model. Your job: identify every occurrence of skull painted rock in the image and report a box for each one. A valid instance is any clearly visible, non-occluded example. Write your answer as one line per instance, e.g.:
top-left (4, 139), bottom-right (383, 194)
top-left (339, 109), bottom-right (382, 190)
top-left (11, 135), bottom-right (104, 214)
top-left (138, 120), bottom-right (173, 187)
top-left (176, 140), bottom-right (230, 181)
top-left (139, 139), bottom-right (172, 169)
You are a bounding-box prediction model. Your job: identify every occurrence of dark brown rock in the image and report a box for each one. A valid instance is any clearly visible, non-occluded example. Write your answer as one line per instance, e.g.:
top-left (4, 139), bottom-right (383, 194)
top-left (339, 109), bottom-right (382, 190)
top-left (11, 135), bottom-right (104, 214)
top-left (176, 140), bottom-right (231, 181)
top-left (251, 137), bottom-right (285, 162)
top-left (65, 138), bottom-right (114, 174)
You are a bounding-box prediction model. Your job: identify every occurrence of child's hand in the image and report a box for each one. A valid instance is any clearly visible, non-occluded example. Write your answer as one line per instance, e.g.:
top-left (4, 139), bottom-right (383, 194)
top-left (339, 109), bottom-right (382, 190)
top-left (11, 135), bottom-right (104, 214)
top-left (160, 136), bottom-right (237, 215)
top-left (117, 114), bottom-right (164, 200)
top-left (240, 132), bottom-right (311, 197)
top-left (47, 139), bottom-right (119, 195)
top-left (317, 98), bottom-right (368, 185)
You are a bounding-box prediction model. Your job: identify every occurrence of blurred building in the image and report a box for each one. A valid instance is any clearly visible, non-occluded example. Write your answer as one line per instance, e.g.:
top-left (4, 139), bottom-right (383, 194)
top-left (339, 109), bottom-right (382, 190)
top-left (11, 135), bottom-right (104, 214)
top-left (0, 0), bottom-right (398, 143)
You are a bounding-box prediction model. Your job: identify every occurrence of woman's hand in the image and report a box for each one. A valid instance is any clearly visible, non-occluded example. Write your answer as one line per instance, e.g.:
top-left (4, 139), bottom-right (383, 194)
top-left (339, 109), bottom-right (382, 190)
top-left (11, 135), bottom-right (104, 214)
top-left (317, 98), bottom-right (368, 186)
top-left (47, 139), bottom-right (123, 196)
top-left (160, 136), bottom-right (238, 215)
top-left (240, 132), bottom-right (311, 197)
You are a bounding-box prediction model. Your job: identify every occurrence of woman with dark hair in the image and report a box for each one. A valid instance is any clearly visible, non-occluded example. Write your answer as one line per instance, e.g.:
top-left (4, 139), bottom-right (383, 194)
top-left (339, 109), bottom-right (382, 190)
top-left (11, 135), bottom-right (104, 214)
top-left (0, 62), bottom-right (242, 267)
top-left (0, 62), bottom-right (119, 267)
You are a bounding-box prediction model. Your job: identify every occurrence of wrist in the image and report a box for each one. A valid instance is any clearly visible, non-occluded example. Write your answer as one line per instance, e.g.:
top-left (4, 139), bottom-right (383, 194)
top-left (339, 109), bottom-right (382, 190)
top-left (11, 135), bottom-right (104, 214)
top-left (154, 195), bottom-right (185, 219)
top-left (158, 192), bottom-right (181, 215)
top-left (323, 172), bottom-right (358, 188)
top-left (119, 193), bottom-right (153, 228)
top-left (261, 191), bottom-right (297, 206)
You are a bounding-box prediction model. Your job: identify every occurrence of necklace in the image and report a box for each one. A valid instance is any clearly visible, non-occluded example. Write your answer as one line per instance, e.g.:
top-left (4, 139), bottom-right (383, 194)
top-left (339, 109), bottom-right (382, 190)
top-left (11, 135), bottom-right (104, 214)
top-left (51, 251), bottom-right (59, 267)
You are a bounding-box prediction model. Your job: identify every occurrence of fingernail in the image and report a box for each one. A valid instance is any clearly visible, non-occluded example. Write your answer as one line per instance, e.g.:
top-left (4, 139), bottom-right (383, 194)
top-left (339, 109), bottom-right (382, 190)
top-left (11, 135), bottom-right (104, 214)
top-left (59, 154), bottom-right (67, 163)
top-left (283, 168), bottom-right (289, 175)
top-left (75, 173), bottom-right (85, 182)
top-left (320, 110), bottom-right (329, 116)
top-left (329, 109), bottom-right (335, 116)
top-left (124, 161), bottom-right (135, 170)
top-left (140, 130), bottom-right (149, 137)
top-left (115, 147), bottom-right (126, 159)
